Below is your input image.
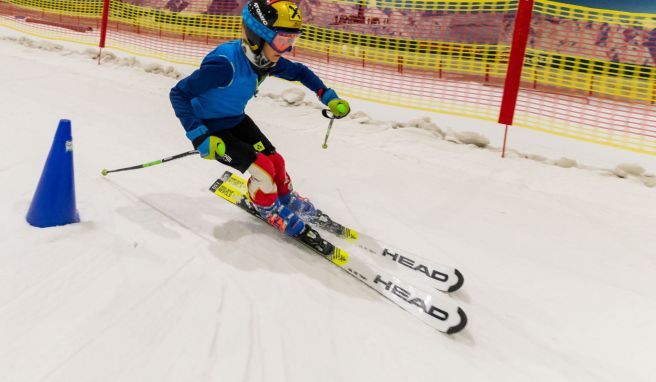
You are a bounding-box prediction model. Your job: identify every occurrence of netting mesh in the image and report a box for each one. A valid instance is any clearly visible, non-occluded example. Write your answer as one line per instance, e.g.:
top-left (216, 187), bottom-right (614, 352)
top-left (0, 0), bottom-right (654, 154)
top-left (293, 1), bottom-right (515, 120)
top-left (514, 1), bottom-right (656, 154)
top-left (0, 0), bottom-right (102, 45)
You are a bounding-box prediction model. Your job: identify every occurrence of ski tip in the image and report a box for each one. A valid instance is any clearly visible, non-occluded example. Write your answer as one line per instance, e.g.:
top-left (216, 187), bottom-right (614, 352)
top-left (446, 269), bottom-right (465, 293)
top-left (446, 307), bottom-right (468, 334)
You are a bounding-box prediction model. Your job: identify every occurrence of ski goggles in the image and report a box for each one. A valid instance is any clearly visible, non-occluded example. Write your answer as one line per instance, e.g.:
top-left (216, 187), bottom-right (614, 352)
top-left (242, 6), bottom-right (301, 54)
top-left (270, 30), bottom-right (301, 53)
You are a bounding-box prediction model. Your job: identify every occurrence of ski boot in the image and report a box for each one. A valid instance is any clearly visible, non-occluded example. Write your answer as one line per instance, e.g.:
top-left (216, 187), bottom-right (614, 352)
top-left (255, 199), bottom-right (306, 237)
top-left (279, 191), bottom-right (317, 221)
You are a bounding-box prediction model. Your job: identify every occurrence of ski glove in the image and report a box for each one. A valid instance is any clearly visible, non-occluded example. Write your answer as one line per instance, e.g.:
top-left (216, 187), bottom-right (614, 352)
top-left (185, 124), bottom-right (224, 160)
top-left (319, 88), bottom-right (350, 119)
top-left (197, 136), bottom-right (226, 160)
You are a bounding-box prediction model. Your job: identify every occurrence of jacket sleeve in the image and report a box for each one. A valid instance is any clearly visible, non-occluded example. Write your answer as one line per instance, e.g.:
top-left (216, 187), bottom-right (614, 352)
top-left (270, 57), bottom-right (328, 93)
top-left (169, 55), bottom-right (234, 133)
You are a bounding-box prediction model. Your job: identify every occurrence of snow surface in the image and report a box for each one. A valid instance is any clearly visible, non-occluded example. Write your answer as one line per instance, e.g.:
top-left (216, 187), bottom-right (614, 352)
top-left (1, 29), bottom-right (656, 382)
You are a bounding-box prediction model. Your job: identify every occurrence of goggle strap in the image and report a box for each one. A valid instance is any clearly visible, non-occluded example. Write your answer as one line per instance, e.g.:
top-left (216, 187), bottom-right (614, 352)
top-left (242, 6), bottom-right (276, 44)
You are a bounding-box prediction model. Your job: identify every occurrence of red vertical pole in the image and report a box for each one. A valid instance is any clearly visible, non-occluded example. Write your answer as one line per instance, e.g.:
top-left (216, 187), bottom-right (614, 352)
top-left (498, 0), bottom-right (534, 157)
top-left (98, 0), bottom-right (110, 65)
top-left (501, 125), bottom-right (510, 158)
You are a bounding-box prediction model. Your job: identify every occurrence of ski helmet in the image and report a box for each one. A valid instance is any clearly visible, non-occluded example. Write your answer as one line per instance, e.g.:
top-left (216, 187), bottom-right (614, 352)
top-left (241, 0), bottom-right (303, 69)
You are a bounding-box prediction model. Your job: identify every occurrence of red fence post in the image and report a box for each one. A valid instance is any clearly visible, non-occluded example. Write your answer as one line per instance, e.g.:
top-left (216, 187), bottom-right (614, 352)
top-left (498, 0), bottom-right (534, 158)
top-left (98, 0), bottom-right (110, 65)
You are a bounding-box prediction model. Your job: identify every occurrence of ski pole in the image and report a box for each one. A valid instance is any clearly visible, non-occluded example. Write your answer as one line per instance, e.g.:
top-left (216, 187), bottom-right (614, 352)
top-left (321, 109), bottom-right (336, 149)
top-left (100, 150), bottom-right (199, 176)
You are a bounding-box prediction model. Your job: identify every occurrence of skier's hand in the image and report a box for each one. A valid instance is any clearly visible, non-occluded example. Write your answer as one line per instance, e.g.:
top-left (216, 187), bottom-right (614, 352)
top-left (319, 88), bottom-right (350, 119)
top-left (327, 99), bottom-right (350, 119)
top-left (197, 136), bottom-right (226, 160)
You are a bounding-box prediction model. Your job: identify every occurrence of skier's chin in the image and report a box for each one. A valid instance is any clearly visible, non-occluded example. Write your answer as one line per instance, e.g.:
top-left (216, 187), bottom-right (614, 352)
top-left (263, 44), bottom-right (282, 63)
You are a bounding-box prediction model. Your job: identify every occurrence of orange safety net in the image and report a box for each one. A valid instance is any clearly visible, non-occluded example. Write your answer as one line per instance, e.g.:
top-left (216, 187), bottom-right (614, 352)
top-left (0, 0), bottom-right (102, 46)
top-left (0, 0), bottom-right (654, 154)
top-left (515, 1), bottom-right (656, 154)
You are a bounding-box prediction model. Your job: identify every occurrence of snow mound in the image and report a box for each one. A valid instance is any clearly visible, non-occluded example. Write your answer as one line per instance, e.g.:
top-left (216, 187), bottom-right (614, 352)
top-left (615, 163), bottom-right (645, 177)
top-left (259, 90), bottom-right (324, 110)
top-left (349, 110), bottom-right (374, 124)
top-left (391, 117), bottom-right (445, 138)
top-left (605, 163), bottom-right (656, 187)
top-left (2, 35), bottom-right (183, 78)
top-left (553, 157), bottom-right (578, 169)
top-left (642, 174), bottom-right (656, 188)
top-left (142, 62), bottom-right (182, 78)
top-left (451, 131), bottom-right (489, 147)
top-left (280, 88), bottom-right (305, 105)
top-left (12, 36), bottom-right (64, 52)
top-left (92, 50), bottom-right (183, 78)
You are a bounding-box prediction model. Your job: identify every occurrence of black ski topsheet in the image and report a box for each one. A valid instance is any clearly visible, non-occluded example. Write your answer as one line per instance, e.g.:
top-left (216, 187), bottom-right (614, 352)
top-left (209, 172), bottom-right (467, 334)
top-left (218, 171), bottom-right (464, 293)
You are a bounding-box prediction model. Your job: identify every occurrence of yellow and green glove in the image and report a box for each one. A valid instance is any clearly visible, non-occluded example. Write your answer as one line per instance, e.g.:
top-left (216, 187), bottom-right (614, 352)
top-left (319, 88), bottom-right (350, 119)
top-left (197, 136), bottom-right (226, 160)
top-left (186, 124), bottom-right (226, 160)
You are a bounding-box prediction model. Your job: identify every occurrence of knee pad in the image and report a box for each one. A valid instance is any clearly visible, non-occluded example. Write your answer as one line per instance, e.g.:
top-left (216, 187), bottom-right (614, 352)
top-left (247, 153), bottom-right (278, 207)
top-left (268, 152), bottom-right (292, 196)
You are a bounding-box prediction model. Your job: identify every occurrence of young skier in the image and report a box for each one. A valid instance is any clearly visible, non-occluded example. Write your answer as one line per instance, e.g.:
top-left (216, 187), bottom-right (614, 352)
top-left (170, 0), bottom-right (350, 237)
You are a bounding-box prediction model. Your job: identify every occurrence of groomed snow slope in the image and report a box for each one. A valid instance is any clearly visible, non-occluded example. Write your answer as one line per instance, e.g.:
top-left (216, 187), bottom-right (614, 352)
top-left (1, 32), bottom-right (656, 382)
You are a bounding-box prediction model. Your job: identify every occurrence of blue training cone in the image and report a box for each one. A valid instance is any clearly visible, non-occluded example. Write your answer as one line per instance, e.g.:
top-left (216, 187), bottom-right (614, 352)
top-left (26, 119), bottom-right (80, 228)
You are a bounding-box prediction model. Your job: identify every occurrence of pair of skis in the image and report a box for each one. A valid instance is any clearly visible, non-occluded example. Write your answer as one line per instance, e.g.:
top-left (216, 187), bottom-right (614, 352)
top-left (209, 171), bottom-right (467, 334)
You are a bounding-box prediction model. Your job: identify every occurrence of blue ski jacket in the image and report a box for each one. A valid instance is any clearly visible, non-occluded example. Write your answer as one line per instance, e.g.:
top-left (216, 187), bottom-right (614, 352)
top-left (170, 40), bottom-right (329, 144)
